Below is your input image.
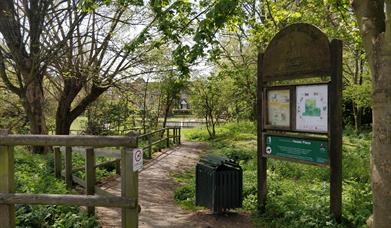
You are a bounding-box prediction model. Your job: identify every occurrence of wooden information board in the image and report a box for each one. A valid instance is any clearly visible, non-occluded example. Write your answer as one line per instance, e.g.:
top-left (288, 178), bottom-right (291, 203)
top-left (257, 23), bottom-right (342, 221)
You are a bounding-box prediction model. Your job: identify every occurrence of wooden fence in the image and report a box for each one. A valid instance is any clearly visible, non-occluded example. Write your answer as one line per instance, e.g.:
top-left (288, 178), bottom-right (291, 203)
top-left (56, 127), bottom-right (182, 179)
top-left (137, 127), bottom-right (181, 158)
top-left (0, 127), bottom-right (182, 227)
top-left (0, 130), bottom-right (139, 228)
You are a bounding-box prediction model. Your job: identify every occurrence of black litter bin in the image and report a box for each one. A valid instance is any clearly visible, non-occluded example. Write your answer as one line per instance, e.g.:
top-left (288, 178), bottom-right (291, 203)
top-left (195, 155), bottom-right (243, 213)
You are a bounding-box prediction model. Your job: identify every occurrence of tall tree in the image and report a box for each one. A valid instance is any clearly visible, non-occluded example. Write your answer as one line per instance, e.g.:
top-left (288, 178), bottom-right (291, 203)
top-left (0, 0), bottom-right (83, 152)
top-left (46, 1), bottom-right (156, 135)
top-left (352, 1), bottom-right (391, 227)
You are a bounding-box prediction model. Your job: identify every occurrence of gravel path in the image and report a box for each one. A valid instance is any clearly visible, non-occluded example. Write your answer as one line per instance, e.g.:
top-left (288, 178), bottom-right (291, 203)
top-left (96, 142), bottom-right (254, 228)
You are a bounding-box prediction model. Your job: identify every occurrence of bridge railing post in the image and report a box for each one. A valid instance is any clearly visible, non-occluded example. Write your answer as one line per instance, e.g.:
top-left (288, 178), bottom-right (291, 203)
top-left (166, 128), bottom-right (170, 148)
top-left (147, 134), bottom-right (152, 159)
top-left (178, 128), bottom-right (181, 145)
top-left (121, 147), bottom-right (138, 228)
top-left (0, 129), bottom-right (15, 228)
top-left (157, 130), bottom-right (161, 152)
top-left (172, 127), bottom-right (177, 145)
top-left (54, 147), bottom-right (62, 178)
top-left (85, 148), bottom-right (96, 216)
top-left (65, 146), bottom-right (73, 189)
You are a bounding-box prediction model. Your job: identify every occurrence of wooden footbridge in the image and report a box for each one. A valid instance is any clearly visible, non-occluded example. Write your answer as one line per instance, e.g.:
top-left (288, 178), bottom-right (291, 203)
top-left (0, 127), bottom-right (181, 228)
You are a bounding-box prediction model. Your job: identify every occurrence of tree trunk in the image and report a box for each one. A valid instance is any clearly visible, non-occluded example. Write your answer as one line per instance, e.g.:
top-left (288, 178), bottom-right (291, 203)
top-left (55, 109), bottom-right (72, 135)
top-left (353, 2), bottom-right (391, 225)
top-left (55, 84), bottom-right (107, 136)
top-left (162, 97), bottom-right (173, 129)
top-left (370, 43), bottom-right (391, 227)
top-left (22, 77), bottom-right (47, 153)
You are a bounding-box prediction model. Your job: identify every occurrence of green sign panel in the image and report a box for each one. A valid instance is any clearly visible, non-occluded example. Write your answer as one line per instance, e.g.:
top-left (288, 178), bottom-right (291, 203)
top-left (265, 135), bottom-right (329, 165)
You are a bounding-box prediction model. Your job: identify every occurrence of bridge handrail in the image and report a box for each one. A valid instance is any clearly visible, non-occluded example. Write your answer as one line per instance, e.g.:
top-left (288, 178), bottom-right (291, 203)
top-left (0, 134), bottom-right (137, 147)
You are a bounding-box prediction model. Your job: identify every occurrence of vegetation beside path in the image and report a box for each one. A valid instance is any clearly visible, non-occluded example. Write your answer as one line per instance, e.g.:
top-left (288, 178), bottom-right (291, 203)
top-left (14, 149), bottom-right (99, 227)
top-left (174, 122), bottom-right (372, 227)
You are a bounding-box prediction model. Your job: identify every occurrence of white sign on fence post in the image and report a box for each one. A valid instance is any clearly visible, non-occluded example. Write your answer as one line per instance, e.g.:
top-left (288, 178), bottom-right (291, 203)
top-left (132, 148), bottom-right (143, 172)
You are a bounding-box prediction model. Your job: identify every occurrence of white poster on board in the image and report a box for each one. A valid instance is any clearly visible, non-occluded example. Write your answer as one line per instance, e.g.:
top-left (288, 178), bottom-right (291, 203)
top-left (296, 85), bottom-right (328, 132)
top-left (267, 89), bottom-right (290, 127)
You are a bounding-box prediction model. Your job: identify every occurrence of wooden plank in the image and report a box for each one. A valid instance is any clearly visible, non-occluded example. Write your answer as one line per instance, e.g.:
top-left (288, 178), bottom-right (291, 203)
top-left (0, 193), bottom-right (136, 208)
top-left (85, 148), bottom-right (96, 215)
top-left (71, 158), bottom-right (120, 173)
top-left (257, 53), bottom-right (268, 212)
top-left (0, 129), bottom-right (15, 228)
top-left (121, 148), bottom-right (138, 228)
top-left (0, 135), bottom-right (137, 147)
top-left (54, 147), bottom-right (62, 178)
top-left (70, 174), bottom-right (115, 197)
top-left (65, 147), bottom-right (73, 189)
top-left (329, 39), bottom-right (343, 222)
top-left (151, 138), bottom-right (168, 146)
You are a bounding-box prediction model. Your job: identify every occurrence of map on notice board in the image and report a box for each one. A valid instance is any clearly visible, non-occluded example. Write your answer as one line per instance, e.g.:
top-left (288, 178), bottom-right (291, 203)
top-left (296, 85), bottom-right (328, 132)
top-left (267, 90), bottom-right (290, 127)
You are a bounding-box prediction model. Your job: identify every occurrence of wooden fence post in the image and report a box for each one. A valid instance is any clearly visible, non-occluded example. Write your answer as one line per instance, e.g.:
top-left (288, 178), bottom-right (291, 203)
top-left (0, 129), bottom-right (15, 227)
top-left (147, 134), bottom-right (152, 159)
top-left (65, 146), bottom-right (73, 189)
top-left (172, 127), bottom-right (177, 145)
top-left (158, 131), bottom-right (162, 152)
top-left (121, 148), bottom-right (138, 228)
top-left (115, 159), bottom-right (121, 174)
top-left (166, 128), bottom-right (170, 148)
top-left (85, 148), bottom-right (96, 216)
top-left (54, 147), bottom-right (62, 178)
top-left (178, 128), bottom-right (181, 145)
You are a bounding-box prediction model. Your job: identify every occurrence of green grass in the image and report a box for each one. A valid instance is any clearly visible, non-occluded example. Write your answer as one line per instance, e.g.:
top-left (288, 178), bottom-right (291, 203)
top-left (15, 148), bottom-right (99, 227)
top-left (175, 122), bottom-right (372, 227)
top-left (70, 116), bottom-right (87, 131)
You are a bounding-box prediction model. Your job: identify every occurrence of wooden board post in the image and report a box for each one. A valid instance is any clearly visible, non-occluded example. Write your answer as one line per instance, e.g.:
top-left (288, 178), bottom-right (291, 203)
top-left (121, 148), bottom-right (138, 228)
top-left (54, 147), bottom-right (62, 178)
top-left (0, 129), bottom-right (15, 227)
top-left (329, 39), bottom-right (343, 221)
top-left (65, 146), bottom-right (73, 189)
top-left (85, 148), bottom-right (96, 216)
top-left (257, 24), bottom-right (343, 221)
top-left (257, 53), bottom-right (267, 212)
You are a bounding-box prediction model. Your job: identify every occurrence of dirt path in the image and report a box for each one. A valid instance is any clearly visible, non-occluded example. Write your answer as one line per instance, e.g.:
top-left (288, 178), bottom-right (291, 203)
top-left (96, 142), bottom-right (254, 228)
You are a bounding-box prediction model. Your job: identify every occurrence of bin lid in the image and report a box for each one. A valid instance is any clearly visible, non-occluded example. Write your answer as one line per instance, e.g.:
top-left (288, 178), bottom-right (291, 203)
top-left (198, 155), bottom-right (239, 169)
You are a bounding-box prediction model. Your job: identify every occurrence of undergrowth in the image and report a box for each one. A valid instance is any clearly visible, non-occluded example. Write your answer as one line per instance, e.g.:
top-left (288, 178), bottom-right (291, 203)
top-left (15, 149), bottom-right (99, 227)
top-left (175, 122), bottom-right (372, 228)
top-left (72, 153), bottom-right (117, 183)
